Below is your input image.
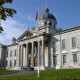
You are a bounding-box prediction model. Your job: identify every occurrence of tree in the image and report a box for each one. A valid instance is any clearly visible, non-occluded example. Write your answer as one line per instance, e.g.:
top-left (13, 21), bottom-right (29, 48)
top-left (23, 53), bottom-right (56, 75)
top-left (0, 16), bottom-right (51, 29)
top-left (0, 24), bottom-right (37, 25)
top-left (0, 0), bottom-right (17, 32)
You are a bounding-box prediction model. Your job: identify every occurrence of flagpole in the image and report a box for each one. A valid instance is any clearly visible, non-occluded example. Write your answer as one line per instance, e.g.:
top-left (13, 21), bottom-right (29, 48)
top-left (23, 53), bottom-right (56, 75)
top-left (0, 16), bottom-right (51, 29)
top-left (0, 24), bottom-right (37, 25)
top-left (46, 0), bottom-right (47, 8)
top-left (37, 6), bottom-right (40, 78)
top-left (38, 7), bottom-right (39, 21)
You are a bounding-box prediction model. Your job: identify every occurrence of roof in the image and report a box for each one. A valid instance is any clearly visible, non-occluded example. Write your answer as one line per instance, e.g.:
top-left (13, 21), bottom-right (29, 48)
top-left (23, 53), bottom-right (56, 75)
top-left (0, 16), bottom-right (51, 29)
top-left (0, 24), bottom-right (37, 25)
top-left (39, 8), bottom-right (57, 22)
top-left (52, 26), bottom-right (80, 36)
top-left (7, 43), bottom-right (18, 47)
top-left (12, 37), bottom-right (16, 41)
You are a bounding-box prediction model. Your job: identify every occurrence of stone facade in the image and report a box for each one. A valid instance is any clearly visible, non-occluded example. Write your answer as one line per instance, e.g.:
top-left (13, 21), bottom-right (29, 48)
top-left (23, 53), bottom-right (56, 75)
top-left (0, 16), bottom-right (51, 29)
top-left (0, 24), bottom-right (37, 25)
top-left (0, 8), bottom-right (80, 70)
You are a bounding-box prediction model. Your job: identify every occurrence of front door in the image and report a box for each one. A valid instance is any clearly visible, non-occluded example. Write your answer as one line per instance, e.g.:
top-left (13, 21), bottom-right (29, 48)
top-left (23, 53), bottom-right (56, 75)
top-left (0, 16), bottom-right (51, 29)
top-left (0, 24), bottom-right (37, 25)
top-left (34, 60), bottom-right (37, 67)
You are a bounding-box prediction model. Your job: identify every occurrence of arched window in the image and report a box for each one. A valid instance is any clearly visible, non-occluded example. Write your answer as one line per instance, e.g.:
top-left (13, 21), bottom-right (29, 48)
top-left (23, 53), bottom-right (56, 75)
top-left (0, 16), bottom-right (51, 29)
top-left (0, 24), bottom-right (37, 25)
top-left (38, 23), bottom-right (41, 27)
top-left (45, 22), bottom-right (47, 26)
top-left (41, 22), bottom-right (45, 26)
top-left (10, 50), bottom-right (12, 57)
top-left (10, 60), bottom-right (12, 67)
top-left (47, 21), bottom-right (52, 26)
top-left (54, 23), bottom-right (56, 28)
top-left (52, 22), bottom-right (54, 27)
top-left (6, 51), bottom-right (8, 57)
top-left (49, 22), bottom-right (52, 26)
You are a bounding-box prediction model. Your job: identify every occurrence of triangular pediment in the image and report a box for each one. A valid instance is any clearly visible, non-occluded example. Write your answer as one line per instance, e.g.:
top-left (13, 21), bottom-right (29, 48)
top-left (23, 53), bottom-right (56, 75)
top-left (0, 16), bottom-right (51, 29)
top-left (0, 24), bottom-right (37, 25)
top-left (17, 30), bottom-right (44, 41)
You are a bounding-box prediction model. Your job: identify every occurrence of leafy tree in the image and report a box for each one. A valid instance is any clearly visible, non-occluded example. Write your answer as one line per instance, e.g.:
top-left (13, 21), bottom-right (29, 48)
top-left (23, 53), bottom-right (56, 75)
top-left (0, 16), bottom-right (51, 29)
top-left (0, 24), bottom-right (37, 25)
top-left (0, 0), bottom-right (17, 20)
top-left (0, 0), bottom-right (17, 32)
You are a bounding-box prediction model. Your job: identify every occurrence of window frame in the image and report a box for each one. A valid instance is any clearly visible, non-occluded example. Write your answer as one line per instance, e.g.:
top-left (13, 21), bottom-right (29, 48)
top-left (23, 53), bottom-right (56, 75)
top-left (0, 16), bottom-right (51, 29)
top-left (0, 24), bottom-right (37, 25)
top-left (10, 60), bottom-right (12, 67)
top-left (10, 50), bottom-right (12, 57)
top-left (72, 37), bottom-right (76, 49)
top-left (73, 54), bottom-right (77, 63)
top-left (14, 59), bottom-right (17, 67)
top-left (53, 42), bottom-right (56, 53)
top-left (15, 50), bottom-right (17, 57)
top-left (53, 56), bottom-right (57, 65)
top-left (62, 39), bottom-right (66, 50)
top-left (6, 51), bottom-right (8, 57)
top-left (63, 55), bottom-right (66, 64)
top-left (6, 60), bottom-right (8, 67)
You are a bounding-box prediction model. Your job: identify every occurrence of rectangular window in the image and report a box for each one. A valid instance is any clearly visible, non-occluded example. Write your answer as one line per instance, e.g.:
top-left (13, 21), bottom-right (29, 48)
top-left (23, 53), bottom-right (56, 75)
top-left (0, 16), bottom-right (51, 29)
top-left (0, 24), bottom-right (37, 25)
top-left (62, 39), bottom-right (66, 50)
top-left (73, 54), bottom-right (77, 63)
top-left (14, 60), bottom-right (17, 67)
top-left (53, 42), bottom-right (56, 52)
top-left (72, 37), bottom-right (76, 48)
top-left (10, 50), bottom-right (12, 57)
top-left (29, 58), bottom-right (31, 65)
top-left (6, 51), bottom-right (8, 57)
top-left (63, 55), bottom-right (66, 63)
top-left (15, 50), bottom-right (17, 56)
top-left (53, 56), bottom-right (57, 65)
top-left (6, 61), bottom-right (8, 66)
top-left (10, 60), bottom-right (12, 67)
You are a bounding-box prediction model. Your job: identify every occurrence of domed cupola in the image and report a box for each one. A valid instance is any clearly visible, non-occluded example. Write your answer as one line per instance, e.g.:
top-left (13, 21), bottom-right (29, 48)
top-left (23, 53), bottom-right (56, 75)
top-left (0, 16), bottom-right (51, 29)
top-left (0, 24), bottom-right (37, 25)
top-left (11, 37), bottom-right (16, 44)
top-left (38, 8), bottom-right (57, 28)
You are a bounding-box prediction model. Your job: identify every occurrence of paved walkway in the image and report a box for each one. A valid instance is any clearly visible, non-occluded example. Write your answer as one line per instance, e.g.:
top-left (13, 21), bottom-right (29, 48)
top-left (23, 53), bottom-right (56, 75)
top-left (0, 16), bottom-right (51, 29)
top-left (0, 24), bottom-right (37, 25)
top-left (0, 70), bottom-right (37, 78)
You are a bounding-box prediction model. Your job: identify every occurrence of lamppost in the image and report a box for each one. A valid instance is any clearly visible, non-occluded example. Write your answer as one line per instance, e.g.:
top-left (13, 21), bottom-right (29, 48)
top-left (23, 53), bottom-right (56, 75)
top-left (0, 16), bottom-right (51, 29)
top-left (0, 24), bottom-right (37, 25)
top-left (37, 35), bottom-right (40, 78)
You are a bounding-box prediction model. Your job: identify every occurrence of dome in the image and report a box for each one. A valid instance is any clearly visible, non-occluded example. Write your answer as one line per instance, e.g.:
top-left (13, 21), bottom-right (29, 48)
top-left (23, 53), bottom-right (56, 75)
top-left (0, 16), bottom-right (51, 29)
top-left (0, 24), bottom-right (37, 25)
top-left (11, 37), bottom-right (16, 44)
top-left (39, 8), bottom-right (57, 21)
top-left (12, 37), bottom-right (16, 41)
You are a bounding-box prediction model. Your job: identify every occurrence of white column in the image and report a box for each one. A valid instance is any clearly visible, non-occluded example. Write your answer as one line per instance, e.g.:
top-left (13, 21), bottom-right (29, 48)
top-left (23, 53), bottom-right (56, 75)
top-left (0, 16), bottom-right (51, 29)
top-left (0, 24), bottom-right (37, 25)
top-left (42, 40), bottom-right (44, 67)
top-left (19, 46), bottom-right (21, 67)
top-left (26, 43), bottom-right (28, 66)
top-left (17, 45), bottom-right (20, 68)
top-left (21, 45), bottom-right (23, 67)
top-left (31, 42), bottom-right (34, 67)
top-left (23, 46), bottom-right (26, 66)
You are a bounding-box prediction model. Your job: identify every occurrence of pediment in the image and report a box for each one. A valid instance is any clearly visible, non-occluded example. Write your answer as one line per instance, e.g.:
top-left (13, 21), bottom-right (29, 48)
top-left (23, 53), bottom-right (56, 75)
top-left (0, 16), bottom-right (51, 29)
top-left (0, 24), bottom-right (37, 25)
top-left (17, 30), bottom-right (43, 41)
top-left (26, 31), bottom-right (33, 37)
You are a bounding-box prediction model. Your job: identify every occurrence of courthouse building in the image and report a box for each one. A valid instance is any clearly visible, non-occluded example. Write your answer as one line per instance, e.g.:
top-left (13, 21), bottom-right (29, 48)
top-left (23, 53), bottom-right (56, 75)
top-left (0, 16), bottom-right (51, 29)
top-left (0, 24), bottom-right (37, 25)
top-left (0, 8), bottom-right (80, 70)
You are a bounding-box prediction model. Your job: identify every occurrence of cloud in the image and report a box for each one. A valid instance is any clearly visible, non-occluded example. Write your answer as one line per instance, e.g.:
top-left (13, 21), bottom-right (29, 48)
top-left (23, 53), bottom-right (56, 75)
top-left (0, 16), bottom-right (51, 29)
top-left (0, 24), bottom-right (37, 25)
top-left (26, 15), bottom-right (34, 22)
top-left (0, 18), bottom-right (27, 45)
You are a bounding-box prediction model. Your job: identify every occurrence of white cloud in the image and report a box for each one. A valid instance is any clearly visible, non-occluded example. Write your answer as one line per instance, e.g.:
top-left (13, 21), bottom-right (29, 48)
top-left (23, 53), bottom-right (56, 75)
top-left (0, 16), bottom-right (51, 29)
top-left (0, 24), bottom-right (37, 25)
top-left (26, 15), bottom-right (34, 22)
top-left (0, 18), bottom-right (27, 45)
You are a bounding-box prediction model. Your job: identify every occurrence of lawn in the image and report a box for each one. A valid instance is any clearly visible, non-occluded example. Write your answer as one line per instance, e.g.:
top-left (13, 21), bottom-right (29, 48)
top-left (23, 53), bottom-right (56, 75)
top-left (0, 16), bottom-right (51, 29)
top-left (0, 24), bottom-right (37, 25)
top-left (0, 70), bottom-right (18, 75)
top-left (0, 69), bottom-right (80, 80)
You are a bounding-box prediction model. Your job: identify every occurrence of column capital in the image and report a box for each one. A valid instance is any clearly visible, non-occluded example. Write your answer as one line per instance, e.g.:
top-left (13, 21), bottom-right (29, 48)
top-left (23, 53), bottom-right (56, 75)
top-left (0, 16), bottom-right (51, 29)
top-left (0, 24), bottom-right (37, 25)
top-left (42, 38), bottom-right (45, 40)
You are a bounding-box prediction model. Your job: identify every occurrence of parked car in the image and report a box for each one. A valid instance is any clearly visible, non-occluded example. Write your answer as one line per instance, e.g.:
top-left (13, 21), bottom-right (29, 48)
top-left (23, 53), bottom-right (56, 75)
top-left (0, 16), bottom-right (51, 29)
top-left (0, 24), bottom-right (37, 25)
top-left (0, 67), bottom-right (6, 70)
top-left (21, 66), bottom-right (34, 71)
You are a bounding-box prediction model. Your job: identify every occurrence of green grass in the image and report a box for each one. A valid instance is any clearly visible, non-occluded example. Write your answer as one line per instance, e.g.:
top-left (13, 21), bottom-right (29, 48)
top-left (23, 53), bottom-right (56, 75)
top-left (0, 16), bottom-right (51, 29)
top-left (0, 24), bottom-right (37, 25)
top-left (0, 69), bottom-right (80, 80)
top-left (0, 70), bottom-right (18, 75)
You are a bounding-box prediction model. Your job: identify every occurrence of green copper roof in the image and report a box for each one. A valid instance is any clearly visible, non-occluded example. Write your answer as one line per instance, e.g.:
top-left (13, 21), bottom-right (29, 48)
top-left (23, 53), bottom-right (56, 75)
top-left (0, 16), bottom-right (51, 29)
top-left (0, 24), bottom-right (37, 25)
top-left (39, 8), bottom-right (57, 21)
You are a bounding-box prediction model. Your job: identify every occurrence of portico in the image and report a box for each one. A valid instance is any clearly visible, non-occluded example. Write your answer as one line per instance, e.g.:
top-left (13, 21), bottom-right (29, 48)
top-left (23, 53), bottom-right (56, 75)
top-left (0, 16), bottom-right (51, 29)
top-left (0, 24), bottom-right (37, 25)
top-left (18, 34), bottom-right (46, 70)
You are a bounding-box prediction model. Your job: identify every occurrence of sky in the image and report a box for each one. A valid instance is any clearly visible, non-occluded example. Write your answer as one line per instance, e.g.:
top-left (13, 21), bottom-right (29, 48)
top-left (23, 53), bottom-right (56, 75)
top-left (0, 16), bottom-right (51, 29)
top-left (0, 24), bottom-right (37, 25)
top-left (0, 0), bottom-right (80, 45)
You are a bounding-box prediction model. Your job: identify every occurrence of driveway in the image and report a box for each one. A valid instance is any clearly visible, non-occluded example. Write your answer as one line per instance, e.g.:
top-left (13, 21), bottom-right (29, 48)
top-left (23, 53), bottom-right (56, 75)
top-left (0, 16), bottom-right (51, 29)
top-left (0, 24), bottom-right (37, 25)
top-left (0, 70), bottom-right (37, 78)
